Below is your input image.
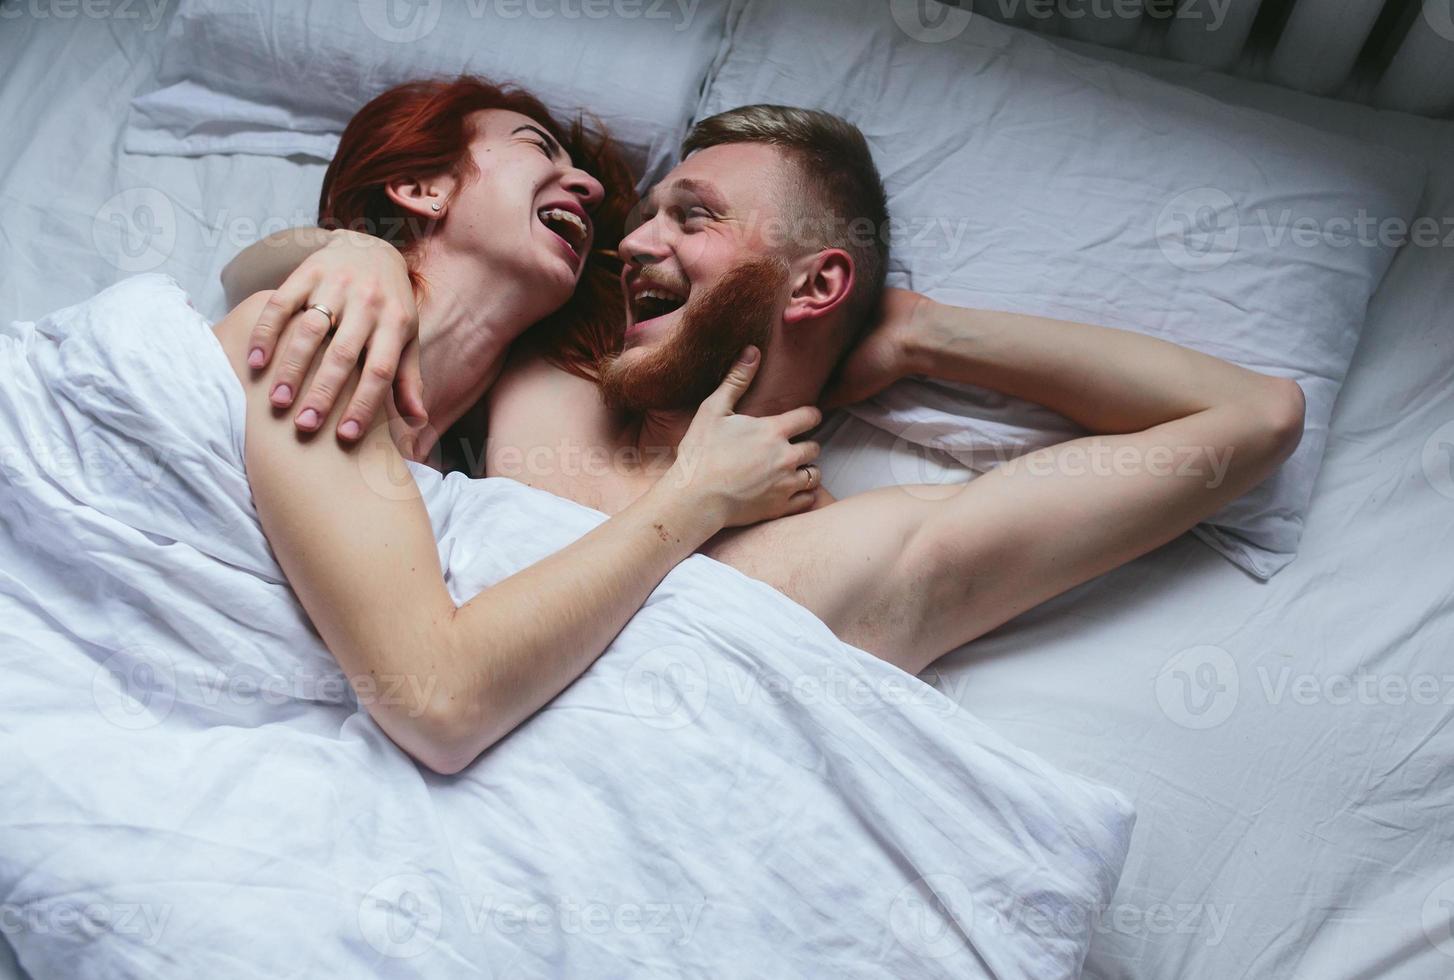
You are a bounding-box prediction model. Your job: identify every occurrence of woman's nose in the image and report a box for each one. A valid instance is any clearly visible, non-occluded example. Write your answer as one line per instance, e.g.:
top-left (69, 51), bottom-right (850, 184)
top-left (566, 167), bottom-right (605, 212)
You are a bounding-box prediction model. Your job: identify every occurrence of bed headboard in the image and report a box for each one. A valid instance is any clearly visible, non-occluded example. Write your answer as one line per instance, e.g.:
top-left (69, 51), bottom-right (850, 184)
top-left (943, 0), bottom-right (1454, 117)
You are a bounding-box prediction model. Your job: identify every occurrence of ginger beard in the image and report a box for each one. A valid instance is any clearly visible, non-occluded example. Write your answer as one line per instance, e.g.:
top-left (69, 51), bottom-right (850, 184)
top-left (597, 258), bottom-right (789, 414)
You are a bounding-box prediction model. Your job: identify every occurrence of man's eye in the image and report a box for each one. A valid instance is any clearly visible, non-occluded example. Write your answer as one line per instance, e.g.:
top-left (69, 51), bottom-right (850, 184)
top-left (528, 138), bottom-right (553, 158)
top-left (667, 205), bottom-right (712, 225)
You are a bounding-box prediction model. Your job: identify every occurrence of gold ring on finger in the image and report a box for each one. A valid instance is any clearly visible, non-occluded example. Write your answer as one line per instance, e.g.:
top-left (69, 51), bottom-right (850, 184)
top-left (305, 303), bottom-right (338, 331)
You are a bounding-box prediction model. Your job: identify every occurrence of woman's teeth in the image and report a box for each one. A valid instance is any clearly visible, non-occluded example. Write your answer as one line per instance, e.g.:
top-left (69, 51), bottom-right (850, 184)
top-left (539, 208), bottom-right (588, 252)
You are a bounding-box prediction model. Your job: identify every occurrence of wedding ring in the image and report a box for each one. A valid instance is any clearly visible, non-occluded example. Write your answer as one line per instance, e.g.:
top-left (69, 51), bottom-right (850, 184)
top-left (800, 464), bottom-right (820, 491)
top-left (305, 303), bottom-right (338, 331)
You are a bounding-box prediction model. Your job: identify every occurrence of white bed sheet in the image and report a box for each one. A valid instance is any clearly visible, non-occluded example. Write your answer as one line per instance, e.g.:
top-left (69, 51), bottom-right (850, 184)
top-left (1, 11), bottom-right (1451, 980)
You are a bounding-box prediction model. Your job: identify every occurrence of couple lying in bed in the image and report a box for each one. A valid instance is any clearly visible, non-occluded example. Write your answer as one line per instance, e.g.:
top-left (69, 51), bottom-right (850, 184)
top-left (199, 75), bottom-right (1303, 775)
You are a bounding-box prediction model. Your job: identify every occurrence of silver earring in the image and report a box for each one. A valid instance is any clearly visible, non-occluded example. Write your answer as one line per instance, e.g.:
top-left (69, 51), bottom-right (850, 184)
top-left (430, 202), bottom-right (442, 212)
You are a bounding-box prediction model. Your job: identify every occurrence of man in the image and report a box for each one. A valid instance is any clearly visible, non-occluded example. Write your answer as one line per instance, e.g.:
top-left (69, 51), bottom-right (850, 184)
top-left (483, 104), bottom-right (1305, 675)
top-left (229, 105), bottom-right (1305, 677)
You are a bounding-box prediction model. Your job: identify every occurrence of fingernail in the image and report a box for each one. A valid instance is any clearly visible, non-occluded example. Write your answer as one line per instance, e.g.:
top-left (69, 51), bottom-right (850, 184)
top-left (741, 347), bottom-right (759, 364)
top-left (247, 347), bottom-right (266, 369)
top-left (296, 408), bottom-right (320, 429)
top-left (270, 384), bottom-right (293, 405)
top-left (339, 420), bottom-right (361, 440)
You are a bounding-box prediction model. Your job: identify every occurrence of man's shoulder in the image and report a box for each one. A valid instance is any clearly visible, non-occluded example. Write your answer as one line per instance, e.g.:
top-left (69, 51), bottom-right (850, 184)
top-left (484, 346), bottom-right (638, 504)
top-left (489, 348), bottom-right (618, 431)
top-left (492, 346), bottom-right (599, 397)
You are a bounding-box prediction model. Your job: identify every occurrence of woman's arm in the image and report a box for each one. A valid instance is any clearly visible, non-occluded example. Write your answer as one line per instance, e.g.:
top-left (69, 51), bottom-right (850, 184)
top-left (216, 293), bottom-right (822, 775)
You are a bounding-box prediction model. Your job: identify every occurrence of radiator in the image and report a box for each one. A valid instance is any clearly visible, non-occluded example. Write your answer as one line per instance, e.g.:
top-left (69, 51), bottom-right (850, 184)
top-left (952, 0), bottom-right (1454, 117)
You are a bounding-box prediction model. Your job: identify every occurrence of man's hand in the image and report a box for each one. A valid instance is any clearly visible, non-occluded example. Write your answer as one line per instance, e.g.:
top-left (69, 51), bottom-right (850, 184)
top-left (245, 230), bottom-right (425, 441)
top-left (819, 287), bottom-right (933, 410)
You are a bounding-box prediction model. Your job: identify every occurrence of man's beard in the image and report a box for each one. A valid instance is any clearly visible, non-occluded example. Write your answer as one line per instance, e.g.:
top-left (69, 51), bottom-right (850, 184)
top-left (597, 258), bottom-right (787, 414)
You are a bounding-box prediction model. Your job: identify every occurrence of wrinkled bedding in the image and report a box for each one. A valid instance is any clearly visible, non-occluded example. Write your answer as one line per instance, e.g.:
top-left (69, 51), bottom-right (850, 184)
top-left (0, 275), bottom-right (1133, 977)
top-left (2, 11), bottom-right (1452, 980)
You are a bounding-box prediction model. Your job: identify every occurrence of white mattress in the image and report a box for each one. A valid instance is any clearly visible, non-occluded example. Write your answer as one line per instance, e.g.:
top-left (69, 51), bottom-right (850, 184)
top-left (1, 13), bottom-right (1451, 980)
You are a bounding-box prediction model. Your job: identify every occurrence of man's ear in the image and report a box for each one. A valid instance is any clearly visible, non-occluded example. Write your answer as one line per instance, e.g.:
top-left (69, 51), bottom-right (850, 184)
top-left (783, 249), bottom-right (854, 326)
top-left (385, 176), bottom-right (454, 221)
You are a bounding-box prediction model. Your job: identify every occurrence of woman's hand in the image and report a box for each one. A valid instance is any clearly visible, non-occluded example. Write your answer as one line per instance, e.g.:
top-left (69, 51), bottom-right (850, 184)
top-left (668, 347), bottom-right (824, 529)
top-left (245, 229), bottom-right (425, 441)
top-left (819, 287), bottom-right (934, 410)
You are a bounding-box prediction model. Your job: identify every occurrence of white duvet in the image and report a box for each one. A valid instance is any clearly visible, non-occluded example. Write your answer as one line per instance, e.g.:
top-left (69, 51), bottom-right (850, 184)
top-left (0, 275), bottom-right (1133, 978)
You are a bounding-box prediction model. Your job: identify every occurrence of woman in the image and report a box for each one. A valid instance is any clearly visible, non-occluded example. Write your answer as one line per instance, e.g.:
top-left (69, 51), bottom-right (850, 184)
top-left (206, 77), bottom-right (824, 774)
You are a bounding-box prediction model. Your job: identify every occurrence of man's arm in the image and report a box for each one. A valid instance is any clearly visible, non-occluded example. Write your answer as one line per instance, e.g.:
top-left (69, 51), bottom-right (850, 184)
top-left (220, 227), bottom-right (335, 307)
top-left (808, 293), bottom-right (1305, 672)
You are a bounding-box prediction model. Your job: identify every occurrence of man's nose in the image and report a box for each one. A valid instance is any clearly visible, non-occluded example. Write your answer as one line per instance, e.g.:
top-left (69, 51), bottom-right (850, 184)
top-left (619, 216), bottom-right (670, 267)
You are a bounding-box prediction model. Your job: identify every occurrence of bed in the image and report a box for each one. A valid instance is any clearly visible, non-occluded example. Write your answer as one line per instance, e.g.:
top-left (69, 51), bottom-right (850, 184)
top-left (1, 4), bottom-right (1450, 978)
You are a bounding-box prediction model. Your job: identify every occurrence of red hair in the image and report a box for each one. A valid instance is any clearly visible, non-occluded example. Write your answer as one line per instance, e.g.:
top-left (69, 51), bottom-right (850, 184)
top-left (319, 76), bottom-right (634, 388)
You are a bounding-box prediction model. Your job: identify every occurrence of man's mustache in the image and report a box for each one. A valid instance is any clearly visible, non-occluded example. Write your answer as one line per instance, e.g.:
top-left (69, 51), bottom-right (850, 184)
top-left (624, 267), bottom-right (691, 298)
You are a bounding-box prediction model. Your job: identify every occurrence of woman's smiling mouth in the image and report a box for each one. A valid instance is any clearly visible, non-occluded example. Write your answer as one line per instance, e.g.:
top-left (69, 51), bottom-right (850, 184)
top-left (538, 206), bottom-right (589, 264)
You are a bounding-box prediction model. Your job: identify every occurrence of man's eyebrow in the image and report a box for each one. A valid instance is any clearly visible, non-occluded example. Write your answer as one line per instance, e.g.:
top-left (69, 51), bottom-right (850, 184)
top-left (512, 124), bottom-right (565, 161)
top-left (638, 177), bottom-right (727, 214)
top-left (670, 178), bottom-right (728, 211)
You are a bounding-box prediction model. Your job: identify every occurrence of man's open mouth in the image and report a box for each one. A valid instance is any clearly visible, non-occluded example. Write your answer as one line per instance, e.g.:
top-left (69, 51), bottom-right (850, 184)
top-left (631, 289), bottom-right (687, 324)
top-left (629, 282), bottom-right (688, 329)
top-left (538, 207), bottom-right (589, 260)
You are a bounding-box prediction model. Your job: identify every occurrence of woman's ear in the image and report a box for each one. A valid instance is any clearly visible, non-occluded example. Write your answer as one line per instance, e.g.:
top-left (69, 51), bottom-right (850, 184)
top-left (783, 249), bottom-right (855, 326)
top-left (385, 176), bottom-right (454, 220)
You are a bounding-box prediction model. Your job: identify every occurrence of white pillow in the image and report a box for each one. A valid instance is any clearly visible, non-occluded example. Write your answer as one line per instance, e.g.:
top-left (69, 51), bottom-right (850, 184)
top-left (126, 0), bottom-right (734, 181)
top-left (697, 0), bottom-right (1426, 578)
